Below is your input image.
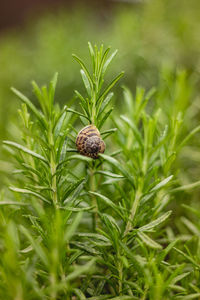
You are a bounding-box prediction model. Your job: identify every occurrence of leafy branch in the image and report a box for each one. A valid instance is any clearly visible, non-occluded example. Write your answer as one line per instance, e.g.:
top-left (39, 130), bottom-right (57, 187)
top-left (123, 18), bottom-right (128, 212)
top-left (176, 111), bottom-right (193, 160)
top-left (71, 43), bottom-right (124, 127)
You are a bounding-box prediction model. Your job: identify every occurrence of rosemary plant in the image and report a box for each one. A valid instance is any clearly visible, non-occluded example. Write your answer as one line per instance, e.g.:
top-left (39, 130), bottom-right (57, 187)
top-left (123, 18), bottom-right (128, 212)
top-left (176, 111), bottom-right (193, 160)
top-left (69, 43), bottom-right (124, 231)
top-left (1, 44), bottom-right (200, 299)
top-left (2, 73), bottom-right (96, 299)
top-left (70, 42), bottom-right (124, 128)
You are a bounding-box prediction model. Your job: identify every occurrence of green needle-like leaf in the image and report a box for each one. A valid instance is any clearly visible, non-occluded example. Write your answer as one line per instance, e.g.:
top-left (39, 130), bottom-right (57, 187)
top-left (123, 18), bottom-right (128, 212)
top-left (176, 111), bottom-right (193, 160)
top-left (3, 140), bottom-right (48, 164)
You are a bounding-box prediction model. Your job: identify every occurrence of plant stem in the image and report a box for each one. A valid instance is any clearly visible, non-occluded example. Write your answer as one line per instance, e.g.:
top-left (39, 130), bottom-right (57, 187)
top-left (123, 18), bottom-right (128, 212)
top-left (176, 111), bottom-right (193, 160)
top-left (50, 152), bottom-right (58, 207)
top-left (91, 90), bottom-right (96, 125)
top-left (118, 258), bottom-right (123, 295)
top-left (124, 187), bottom-right (142, 236)
top-left (49, 123), bottom-right (58, 207)
top-left (124, 146), bottom-right (146, 236)
top-left (50, 272), bottom-right (57, 300)
top-left (90, 166), bottom-right (98, 231)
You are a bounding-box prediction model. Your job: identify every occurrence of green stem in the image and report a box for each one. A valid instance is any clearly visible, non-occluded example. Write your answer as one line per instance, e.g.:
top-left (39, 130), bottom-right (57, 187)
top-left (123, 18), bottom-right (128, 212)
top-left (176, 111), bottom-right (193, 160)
top-left (118, 258), bottom-right (123, 295)
top-left (49, 123), bottom-right (58, 207)
top-left (124, 188), bottom-right (142, 236)
top-left (124, 145), bottom-right (147, 235)
top-left (50, 151), bottom-right (58, 207)
top-left (14, 283), bottom-right (23, 300)
top-left (91, 91), bottom-right (96, 125)
top-left (90, 166), bottom-right (98, 231)
top-left (50, 272), bottom-right (57, 300)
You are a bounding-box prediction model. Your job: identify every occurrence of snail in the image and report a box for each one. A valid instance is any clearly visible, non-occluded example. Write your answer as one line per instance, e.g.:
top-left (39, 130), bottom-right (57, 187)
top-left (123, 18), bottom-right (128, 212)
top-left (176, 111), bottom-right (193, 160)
top-left (76, 125), bottom-right (105, 159)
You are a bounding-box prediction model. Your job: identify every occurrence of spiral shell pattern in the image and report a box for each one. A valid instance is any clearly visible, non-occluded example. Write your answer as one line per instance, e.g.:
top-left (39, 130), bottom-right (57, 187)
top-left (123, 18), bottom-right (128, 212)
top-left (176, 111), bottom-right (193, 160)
top-left (76, 125), bottom-right (105, 159)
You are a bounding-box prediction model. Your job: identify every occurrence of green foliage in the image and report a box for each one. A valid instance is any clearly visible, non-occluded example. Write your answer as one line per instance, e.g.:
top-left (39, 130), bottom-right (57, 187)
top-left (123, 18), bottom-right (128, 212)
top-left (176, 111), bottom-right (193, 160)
top-left (1, 42), bottom-right (200, 300)
top-left (70, 43), bottom-right (124, 127)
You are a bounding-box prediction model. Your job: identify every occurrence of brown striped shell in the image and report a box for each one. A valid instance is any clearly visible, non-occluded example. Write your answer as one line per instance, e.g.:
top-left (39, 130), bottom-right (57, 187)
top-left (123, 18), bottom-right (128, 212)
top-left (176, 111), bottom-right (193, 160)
top-left (76, 125), bottom-right (105, 159)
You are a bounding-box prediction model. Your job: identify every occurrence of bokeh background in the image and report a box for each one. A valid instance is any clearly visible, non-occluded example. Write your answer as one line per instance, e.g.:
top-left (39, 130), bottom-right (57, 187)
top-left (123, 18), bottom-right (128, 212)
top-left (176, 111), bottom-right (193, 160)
top-left (1, 0), bottom-right (200, 191)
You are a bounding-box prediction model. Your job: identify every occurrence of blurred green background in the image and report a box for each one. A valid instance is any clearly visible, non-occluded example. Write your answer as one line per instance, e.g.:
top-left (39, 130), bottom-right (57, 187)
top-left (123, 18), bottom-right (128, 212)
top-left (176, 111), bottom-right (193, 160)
top-left (1, 0), bottom-right (200, 188)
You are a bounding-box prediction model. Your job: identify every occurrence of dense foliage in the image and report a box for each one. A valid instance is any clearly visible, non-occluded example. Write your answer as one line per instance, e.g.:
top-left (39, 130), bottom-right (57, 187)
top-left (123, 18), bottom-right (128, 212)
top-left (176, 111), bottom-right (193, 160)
top-left (1, 43), bottom-right (200, 299)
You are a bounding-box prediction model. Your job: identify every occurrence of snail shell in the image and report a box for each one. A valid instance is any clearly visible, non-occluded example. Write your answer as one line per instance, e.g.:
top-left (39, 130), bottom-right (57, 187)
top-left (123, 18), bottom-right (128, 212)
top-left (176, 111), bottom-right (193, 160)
top-left (76, 125), bottom-right (105, 159)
